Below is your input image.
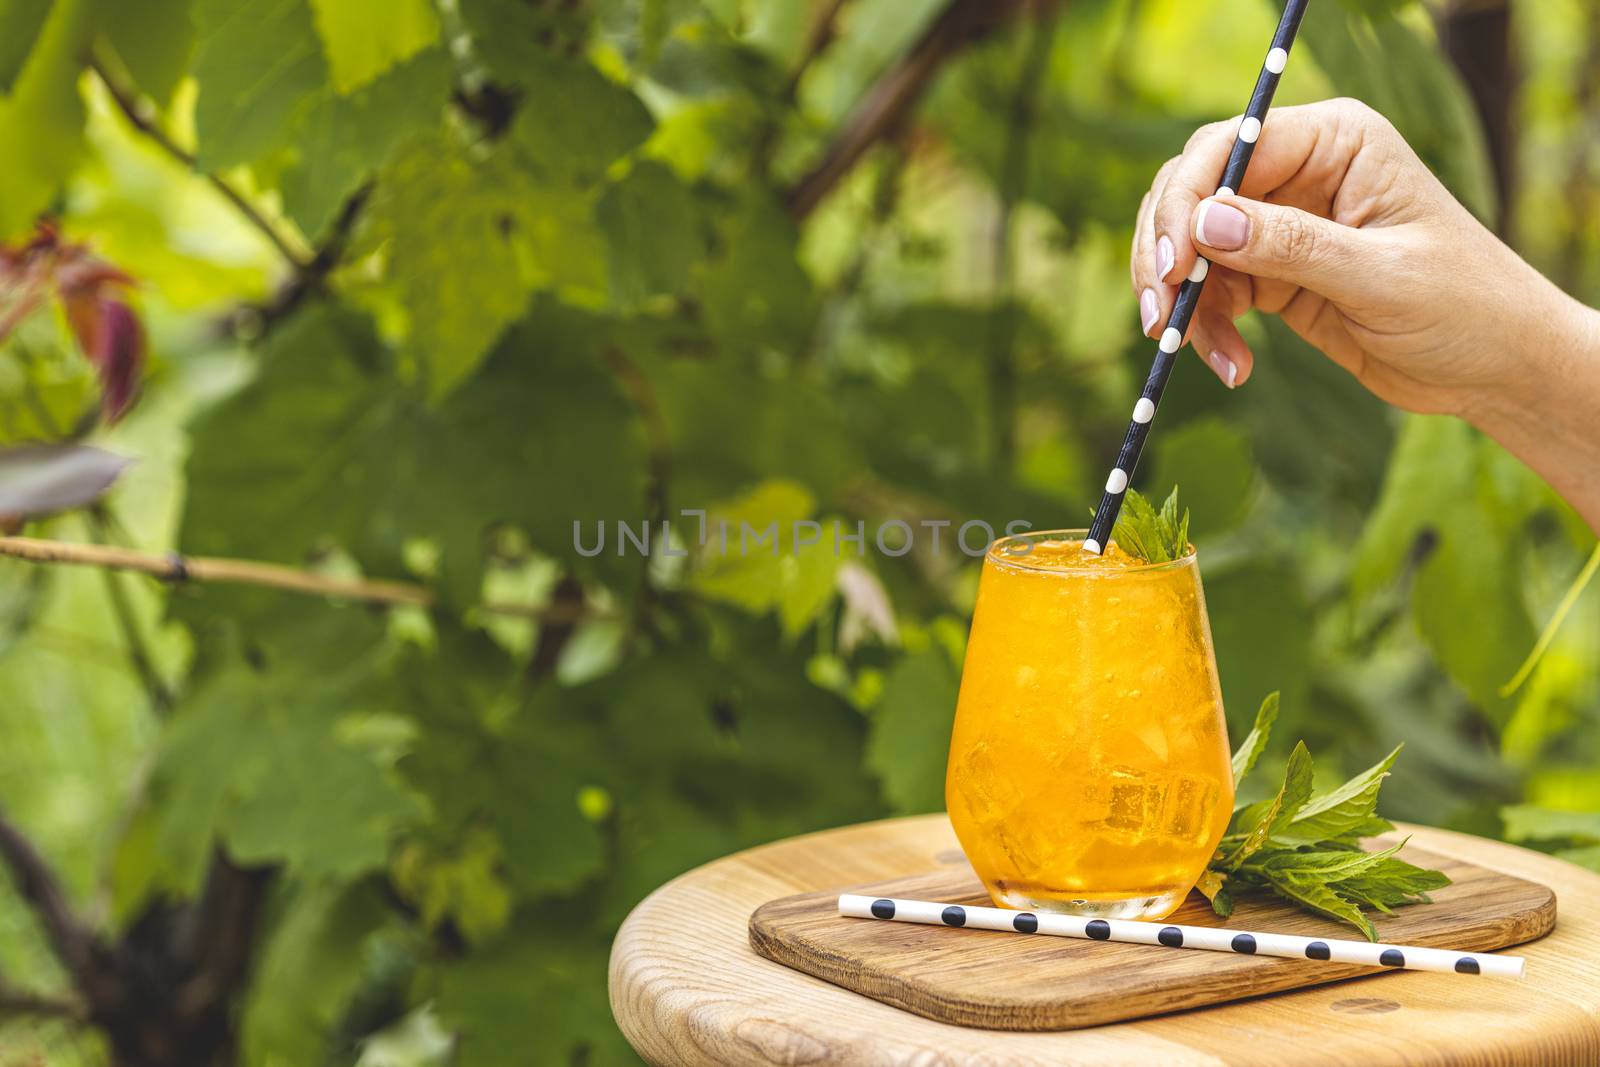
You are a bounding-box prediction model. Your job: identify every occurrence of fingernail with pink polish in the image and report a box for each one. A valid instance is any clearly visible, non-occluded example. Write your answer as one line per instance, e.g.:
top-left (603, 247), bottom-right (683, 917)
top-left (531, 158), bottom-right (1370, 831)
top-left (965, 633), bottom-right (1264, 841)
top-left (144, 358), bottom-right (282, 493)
top-left (1208, 349), bottom-right (1239, 388)
top-left (1140, 289), bottom-right (1159, 335)
top-left (1156, 236), bottom-right (1175, 281)
top-left (1195, 198), bottom-right (1250, 250)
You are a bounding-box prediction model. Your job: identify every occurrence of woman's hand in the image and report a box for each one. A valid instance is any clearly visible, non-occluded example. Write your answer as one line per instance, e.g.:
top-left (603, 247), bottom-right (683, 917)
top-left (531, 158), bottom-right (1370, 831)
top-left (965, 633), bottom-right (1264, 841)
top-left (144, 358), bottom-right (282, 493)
top-left (1130, 97), bottom-right (1594, 417)
top-left (1130, 97), bottom-right (1600, 532)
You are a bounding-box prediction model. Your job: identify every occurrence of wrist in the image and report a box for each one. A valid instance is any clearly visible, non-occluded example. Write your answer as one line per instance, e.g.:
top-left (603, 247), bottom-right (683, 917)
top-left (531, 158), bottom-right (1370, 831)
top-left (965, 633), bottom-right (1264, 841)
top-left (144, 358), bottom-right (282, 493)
top-left (1464, 291), bottom-right (1600, 533)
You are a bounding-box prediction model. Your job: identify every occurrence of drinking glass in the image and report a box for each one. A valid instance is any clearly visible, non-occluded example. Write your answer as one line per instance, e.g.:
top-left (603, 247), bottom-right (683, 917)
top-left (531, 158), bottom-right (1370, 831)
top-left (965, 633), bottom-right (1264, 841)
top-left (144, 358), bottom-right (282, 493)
top-left (945, 530), bottom-right (1234, 920)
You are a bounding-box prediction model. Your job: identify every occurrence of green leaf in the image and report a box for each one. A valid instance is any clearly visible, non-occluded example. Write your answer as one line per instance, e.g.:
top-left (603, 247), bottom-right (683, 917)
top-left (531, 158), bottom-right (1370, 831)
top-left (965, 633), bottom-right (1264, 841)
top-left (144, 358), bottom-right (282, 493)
top-left (393, 628), bottom-right (608, 898)
top-left (180, 303), bottom-right (647, 606)
top-left (1264, 876), bottom-right (1376, 942)
top-left (435, 906), bottom-right (631, 1067)
top-left (240, 883), bottom-right (388, 1067)
top-left (192, 0), bottom-right (330, 169)
top-left (1254, 840), bottom-right (1406, 882)
top-left (97, 0), bottom-right (195, 106)
top-left (508, 52), bottom-right (655, 184)
top-left (865, 648), bottom-right (960, 814)
top-left (1501, 804), bottom-right (1600, 845)
top-left (1110, 487), bottom-right (1189, 564)
top-left (1206, 560), bottom-right (1312, 730)
top-left (1230, 691), bottom-right (1279, 789)
top-left (308, 0), bottom-right (439, 94)
top-left (0, 0), bottom-right (94, 238)
top-left (596, 160), bottom-right (705, 306)
top-left (1222, 741), bottom-right (1313, 868)
top-left (1352, 416), bottom-right (1539, 724)
top-left (1302, 4), bottom-right (1496, 221)
top-left (700, 190), bottom-right (816, 355)
top-left (459, 0), bottom-right (596, 88)
top-left (0, 562), bottom-right (46, 661)
top-left (1277, 746), bottom-right (1402, 846)
top-left (0, 0), bottom-right (51, 94)
top-left (142, 636), bottom-right (420, 891)
top-left (1335, 856), bottom-right (1452, 911)
top-left (279, 47), bottom-right (453, 239)
top-left (688, 480), bottom-right (843, 636)
top-left (1149, 416), bottom-right (1255, 537)
top-left (356, 133), bottom-right (609, 399)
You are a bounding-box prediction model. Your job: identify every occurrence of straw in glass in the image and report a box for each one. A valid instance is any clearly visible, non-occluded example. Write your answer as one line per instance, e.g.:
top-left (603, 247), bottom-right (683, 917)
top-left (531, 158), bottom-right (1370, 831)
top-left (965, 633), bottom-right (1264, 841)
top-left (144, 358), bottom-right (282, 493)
top-left (1084, 0), bottom-right (1312, 555)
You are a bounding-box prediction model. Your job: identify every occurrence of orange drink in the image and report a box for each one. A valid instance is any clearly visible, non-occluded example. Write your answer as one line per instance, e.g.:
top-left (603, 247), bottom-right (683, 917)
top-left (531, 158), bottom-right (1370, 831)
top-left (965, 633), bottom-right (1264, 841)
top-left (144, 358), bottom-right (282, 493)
top-left (945, 530), bottom-right (1233, 920)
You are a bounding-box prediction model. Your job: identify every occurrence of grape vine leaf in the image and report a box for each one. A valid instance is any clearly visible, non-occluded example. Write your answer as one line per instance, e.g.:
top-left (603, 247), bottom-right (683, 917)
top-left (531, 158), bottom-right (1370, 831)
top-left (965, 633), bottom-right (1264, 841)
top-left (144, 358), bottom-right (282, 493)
top-left (596, 160), bottom-right (705, 306)
top-left (355, 133), bottom-right (607, 399)
top-left (0, 0), bottom-right (94, 238)
top-left (97, 0), bottom-right (196, 107)
top-left (866, 647), bottom-right (960, 814)
top-left (279, 47), bottom-right (452, 239)
top-left (179, 303), bottom-right (646, 605)
top-left (508, 52), bottom-right (655, 184)
top-left (458, 0), bottom-right (597, 89)
top-left (138, 648), bottom-right (420, 891)
top-left (1353, 416), bottom-right (1538, 722)
top-left (435, 905), bottom-right (632, 1067)
top-left (308, 0), bottom-right (439, 94)
top-left (240, 882), bottom-right (388, 1067)
top-left (0, 0), bottom-right (51, 94)
top-left (1149, 417), bottom-right (1255, 537)
top-left (393, 627), bottom-right (609, 899)
top-left (192, 0), bottom-right (330, 169)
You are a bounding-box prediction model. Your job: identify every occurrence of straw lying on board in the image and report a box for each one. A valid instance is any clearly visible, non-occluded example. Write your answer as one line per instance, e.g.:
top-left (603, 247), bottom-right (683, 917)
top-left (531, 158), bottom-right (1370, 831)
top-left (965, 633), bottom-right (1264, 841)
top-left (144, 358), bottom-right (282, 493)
top-left (838, 894), bottom-right (1525, 978)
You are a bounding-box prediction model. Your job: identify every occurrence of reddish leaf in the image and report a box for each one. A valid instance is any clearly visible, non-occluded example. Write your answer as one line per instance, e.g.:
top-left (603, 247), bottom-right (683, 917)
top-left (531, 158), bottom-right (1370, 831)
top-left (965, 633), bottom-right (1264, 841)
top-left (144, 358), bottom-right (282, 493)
top-left (55, 253), bottom-right (145, 423)
top-left (2, 223), bottom-right (148, 424)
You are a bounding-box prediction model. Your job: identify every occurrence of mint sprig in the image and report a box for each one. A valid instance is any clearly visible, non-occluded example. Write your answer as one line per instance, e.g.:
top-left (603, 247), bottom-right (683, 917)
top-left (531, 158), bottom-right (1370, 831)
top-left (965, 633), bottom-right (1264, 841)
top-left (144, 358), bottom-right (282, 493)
top-left (1202, 693), bottom-right (1451, 941)
top-left (1110, 486), bottom-right (1189, 563)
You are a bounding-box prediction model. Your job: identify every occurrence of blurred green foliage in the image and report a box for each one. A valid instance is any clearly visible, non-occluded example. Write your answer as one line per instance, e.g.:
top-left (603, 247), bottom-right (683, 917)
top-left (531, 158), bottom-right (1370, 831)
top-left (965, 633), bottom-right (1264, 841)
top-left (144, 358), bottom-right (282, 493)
top-left (0, 0), bottom-right (1596, 1063)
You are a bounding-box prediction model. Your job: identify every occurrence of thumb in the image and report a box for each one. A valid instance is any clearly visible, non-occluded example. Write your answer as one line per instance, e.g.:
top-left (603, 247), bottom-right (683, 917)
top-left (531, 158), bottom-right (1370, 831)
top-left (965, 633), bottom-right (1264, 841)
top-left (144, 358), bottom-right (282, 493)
top-left (1192, 194), bottom-right (1374, 304)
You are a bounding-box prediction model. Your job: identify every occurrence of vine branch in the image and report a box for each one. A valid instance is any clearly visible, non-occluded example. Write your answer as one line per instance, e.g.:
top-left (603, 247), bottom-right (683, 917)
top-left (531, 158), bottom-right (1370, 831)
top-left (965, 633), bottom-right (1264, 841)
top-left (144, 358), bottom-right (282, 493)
top-left (0, 982), bottom-right (86, 1023)
top-left (0, 535), bottom-right (600, 622)
top-left (0, 806), bottom-right (102, 999)
top-left (87, 58), bottom-right (314, 274)
top-left (787, 0), bottom-right (1061, 219)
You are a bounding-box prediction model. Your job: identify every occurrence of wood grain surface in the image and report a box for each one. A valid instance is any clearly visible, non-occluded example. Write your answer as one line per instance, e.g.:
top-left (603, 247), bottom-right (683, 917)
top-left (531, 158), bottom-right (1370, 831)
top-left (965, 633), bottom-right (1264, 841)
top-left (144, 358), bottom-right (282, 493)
top-left (747, 839), bottom-right (1554, 1030)
top-left (610, 816), bottom-right (1600, 1066)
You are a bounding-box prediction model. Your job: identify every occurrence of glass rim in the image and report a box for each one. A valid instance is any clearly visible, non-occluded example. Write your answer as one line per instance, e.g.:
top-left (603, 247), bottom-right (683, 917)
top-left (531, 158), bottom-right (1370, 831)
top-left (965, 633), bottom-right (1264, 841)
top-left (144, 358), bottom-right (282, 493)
top-left (985, 528), bottom-right (1197, 575)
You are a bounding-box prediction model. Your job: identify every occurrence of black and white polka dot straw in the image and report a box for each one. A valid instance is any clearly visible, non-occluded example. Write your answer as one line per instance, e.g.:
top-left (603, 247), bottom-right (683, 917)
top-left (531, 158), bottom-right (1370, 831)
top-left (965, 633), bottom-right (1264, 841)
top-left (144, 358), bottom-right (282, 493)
top-left (838, 895), bottom-right (1525, 978)
top-left (1084, 0), bottom-right (1311, 556)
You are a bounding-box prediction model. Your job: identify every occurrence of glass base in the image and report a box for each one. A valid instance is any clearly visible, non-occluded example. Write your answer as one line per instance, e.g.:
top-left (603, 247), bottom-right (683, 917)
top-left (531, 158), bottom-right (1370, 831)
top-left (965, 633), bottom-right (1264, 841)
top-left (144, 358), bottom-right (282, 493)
top-left (989, 884), bottom-right (1189, 921)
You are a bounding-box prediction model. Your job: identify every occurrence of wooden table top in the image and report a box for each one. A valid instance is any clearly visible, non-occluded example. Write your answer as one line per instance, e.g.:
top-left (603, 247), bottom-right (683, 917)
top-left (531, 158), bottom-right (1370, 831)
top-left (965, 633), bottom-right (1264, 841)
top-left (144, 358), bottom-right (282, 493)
top-left (609, 814), bottom-right (1600, 1066)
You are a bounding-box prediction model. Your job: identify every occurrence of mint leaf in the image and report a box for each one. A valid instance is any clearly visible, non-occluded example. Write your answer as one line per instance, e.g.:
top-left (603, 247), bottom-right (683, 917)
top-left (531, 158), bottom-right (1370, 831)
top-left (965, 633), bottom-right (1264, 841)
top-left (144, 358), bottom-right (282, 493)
top-left (1212, 695), bottom-right (1449, 939)
top-left (1276, 745), bottom-right (1402, 845)
top-left (1230, 691), bottom-right (1279, 788)
top-left (1221, 741), bottom-right (1313, 869)
top-left (1263, 876), bottom-right (1376, 942)
top-left (1110, 486), bottom-right (1190, 563)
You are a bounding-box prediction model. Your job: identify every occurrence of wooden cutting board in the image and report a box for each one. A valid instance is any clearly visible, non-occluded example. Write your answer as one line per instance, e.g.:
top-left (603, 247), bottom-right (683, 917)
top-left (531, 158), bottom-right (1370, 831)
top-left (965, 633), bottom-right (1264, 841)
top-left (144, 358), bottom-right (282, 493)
top-left (748, 840), bottom-right (1556, 1031)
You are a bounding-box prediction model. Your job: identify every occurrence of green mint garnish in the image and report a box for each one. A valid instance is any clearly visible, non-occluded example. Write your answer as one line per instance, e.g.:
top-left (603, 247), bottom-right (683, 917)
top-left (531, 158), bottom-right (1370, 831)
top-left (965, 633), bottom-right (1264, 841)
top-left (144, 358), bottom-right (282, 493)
top-left (1110, 486), bottom-right (1190, 563)
top-left (1202, 693), bottom-right (1451, 940)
